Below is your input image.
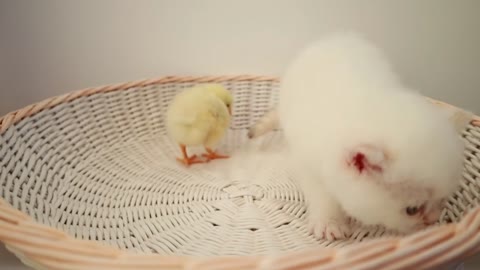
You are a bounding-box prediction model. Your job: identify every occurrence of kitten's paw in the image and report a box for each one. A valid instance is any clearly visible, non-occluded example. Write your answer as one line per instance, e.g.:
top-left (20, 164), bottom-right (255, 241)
top-left (308, 218), bottom-right (352, 241)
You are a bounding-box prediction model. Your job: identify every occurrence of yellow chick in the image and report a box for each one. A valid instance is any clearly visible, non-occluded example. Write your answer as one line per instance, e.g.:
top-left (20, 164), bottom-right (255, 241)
top-left (166, 83), bottom-right (233, 166)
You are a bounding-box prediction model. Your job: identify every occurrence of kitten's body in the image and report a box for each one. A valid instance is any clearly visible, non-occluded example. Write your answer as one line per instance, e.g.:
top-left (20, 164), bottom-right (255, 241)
top-left (251, 33), bottom-right (464, 240)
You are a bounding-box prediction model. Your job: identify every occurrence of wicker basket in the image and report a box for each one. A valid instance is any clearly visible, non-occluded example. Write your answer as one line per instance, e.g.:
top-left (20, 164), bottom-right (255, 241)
top-left (0, 75), bottom-right (479, 270)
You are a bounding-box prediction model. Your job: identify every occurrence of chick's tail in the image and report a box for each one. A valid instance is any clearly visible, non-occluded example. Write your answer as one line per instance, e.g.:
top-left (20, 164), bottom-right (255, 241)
top-left (247, 108), bottom-right (280, 139)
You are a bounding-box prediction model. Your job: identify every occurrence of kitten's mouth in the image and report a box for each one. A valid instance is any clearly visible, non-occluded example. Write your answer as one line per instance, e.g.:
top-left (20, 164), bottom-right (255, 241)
top-left (414, 222), bottom-right (436, 232)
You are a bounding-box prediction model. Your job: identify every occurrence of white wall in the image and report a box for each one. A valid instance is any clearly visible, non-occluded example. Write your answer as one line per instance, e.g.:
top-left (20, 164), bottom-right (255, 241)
top-left (1, 0), bottom-right (479, 115)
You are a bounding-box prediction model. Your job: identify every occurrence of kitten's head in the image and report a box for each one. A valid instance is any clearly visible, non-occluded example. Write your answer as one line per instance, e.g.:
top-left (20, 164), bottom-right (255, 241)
top-left (322, 123), bottom-right (465, 234)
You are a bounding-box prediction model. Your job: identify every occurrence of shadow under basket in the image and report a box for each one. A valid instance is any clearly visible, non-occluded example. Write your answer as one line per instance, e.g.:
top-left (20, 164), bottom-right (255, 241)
top-left (0, 75), bottom-right (479, 270)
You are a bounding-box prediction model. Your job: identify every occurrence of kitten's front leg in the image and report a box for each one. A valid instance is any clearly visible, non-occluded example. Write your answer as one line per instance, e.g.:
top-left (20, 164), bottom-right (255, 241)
top-left (306, 190), bottom-right (352, 241)
top-left (289, 157), bottom-right (352, 240)
top-left (295, 168), bottom-right (351, 240)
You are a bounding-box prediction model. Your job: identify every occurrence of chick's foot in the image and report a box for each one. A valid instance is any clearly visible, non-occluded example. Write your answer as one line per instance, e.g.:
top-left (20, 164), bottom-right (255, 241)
top-left (176, 154), bottom-right (205, 166)
top-left (176, 144), bottom-right (205, 166)
top-left (202, 148), bottom-right (229, 161)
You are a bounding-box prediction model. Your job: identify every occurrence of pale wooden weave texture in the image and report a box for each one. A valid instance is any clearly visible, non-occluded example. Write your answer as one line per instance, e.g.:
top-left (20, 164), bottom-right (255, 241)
top-left (0, 76), bottom-right (479, 270)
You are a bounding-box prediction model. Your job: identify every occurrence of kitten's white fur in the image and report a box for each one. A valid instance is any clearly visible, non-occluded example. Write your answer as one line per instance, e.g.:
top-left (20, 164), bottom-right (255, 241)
top-left (264, 33), bottom-right (465, 240)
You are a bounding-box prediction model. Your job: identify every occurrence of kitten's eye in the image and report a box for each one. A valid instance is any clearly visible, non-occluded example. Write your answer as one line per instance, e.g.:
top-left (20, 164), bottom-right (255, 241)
top-left (406, 206), bottom-right (420, 216)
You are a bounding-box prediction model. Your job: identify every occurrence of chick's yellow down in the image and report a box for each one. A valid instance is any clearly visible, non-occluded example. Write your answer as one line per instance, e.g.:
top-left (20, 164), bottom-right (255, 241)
top-left (166, 84), bottom-right (233, 166)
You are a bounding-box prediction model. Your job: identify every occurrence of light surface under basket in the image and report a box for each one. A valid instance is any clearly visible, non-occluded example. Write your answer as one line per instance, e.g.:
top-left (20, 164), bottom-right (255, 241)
top-left (0, 75), bottom-right (479, 270)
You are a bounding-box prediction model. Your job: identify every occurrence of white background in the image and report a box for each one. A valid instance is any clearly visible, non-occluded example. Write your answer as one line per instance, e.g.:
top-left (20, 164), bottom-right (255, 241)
top-left (1, 0), bottom-right (480, 115)
top-left (1, 0), bottom-right (479, 268)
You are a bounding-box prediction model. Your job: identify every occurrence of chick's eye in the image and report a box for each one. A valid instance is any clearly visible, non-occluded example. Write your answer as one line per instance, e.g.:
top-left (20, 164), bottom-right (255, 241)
top-left (406, 206), bottom-right (420, 216)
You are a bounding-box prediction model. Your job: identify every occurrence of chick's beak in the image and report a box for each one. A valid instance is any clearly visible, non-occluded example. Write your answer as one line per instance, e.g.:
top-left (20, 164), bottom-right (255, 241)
top-left (228, 106), bottom-right (232, 115)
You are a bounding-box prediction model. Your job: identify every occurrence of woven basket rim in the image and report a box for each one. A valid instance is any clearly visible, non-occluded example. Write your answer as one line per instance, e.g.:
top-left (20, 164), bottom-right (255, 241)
top-left (0, 74), bottom-right (479, 270)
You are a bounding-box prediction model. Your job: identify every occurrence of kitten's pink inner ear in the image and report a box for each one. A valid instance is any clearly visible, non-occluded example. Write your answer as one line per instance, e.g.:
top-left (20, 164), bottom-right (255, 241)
top-left (349, 146), bottom-right (385, 174)
top-left (352, 153), bottom-right (367, 173)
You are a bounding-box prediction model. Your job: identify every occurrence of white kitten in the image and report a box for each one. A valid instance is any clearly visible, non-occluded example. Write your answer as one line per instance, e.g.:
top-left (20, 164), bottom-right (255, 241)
top-left (250, 32), bottom-right (465, 240)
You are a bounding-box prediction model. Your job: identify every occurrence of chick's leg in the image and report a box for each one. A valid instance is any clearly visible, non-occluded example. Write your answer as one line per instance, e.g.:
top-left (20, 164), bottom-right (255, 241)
top-left (202, 147), bottom-right (229, 161)
top-left (176, 144), bottom-right (204, 166)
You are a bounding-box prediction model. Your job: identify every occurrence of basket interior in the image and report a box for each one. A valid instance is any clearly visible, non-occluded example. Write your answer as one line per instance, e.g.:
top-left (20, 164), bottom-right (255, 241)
top-left (0, 80), bottom-right (479, 256)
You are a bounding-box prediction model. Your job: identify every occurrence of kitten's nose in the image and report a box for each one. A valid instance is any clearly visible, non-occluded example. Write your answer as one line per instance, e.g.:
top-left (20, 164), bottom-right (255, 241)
top-left (423, 219), bottom-right (436, 226)
top-left (423, 209), bottom-right (441, 225)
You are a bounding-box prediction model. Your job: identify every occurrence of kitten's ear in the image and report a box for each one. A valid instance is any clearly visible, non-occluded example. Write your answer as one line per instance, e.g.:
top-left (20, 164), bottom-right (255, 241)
top-left (347, 145), bottom-right (386, 174)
